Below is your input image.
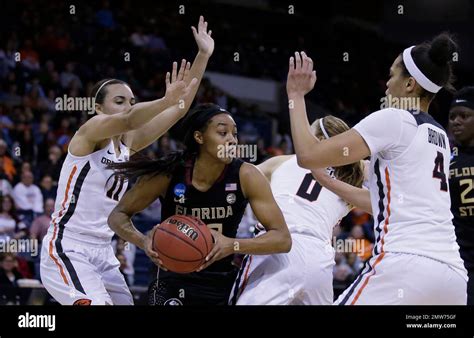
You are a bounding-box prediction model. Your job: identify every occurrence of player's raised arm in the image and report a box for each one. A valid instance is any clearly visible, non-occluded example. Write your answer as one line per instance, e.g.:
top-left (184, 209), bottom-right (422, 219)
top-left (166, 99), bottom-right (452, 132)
top-left (107, 174), bottom-right (171, 266)
top-left (197, 163), bottom-right (291, 271)
top-left (77, 60), bottom-right (197, 145)
top-left (287, 51), bottom-right (370, 169)
top-left (126, 15), bottom-right (215, 153)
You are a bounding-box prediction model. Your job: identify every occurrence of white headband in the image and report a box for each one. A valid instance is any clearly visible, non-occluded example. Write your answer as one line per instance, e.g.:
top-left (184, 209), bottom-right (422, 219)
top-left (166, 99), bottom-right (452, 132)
top-left (94, 79), bottom-right (115, 106)
top-left (402, 46), bottom-right (442, 93)
top-left (319, 118), bottom-right (330, 139)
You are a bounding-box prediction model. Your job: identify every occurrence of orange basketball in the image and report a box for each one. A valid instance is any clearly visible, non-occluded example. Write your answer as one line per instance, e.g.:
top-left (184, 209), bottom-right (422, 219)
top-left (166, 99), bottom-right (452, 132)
top-left (152, 215), bottom-right (214, 273)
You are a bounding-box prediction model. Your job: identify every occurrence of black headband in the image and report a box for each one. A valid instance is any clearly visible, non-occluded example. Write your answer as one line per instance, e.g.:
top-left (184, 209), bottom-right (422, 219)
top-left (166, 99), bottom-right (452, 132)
top-left (450, 88), bottom-right (474, 110)
top-left (181, 105), bottom-right (230, 144)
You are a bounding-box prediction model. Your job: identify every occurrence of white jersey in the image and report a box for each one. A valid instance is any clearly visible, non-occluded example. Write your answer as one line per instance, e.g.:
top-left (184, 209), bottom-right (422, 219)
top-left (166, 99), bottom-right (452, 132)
top-left (47, 139), bottom-right (129, 244)
top-left (270, 156), bottom-right (351, 243)
top-left (354, 108), bottom-right (467, 278)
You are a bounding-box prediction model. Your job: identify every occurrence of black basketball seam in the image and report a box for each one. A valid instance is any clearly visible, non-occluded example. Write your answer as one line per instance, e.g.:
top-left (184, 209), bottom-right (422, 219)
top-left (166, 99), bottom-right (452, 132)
top-left (164, 215), bottom-right (211, 255)
top-left (156, 227), bottom-right (205, 258)
top-left (185, 216), bottom-right (209, 254)
top-left (155, 246), bottom-right (203, 263)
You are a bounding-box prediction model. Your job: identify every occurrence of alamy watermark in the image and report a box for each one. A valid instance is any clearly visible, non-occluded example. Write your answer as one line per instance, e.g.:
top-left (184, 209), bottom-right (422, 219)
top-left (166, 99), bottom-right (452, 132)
top-left (0, 238), bottom-right (39, 257)
top-left (55, 95), bottom-right (95, 114)
top-left (217, 144), bottom-right (257, 163)
top-left (326, 237), bottom-right (367, 256)
top-left (380, 95), bottom-right (420, 111)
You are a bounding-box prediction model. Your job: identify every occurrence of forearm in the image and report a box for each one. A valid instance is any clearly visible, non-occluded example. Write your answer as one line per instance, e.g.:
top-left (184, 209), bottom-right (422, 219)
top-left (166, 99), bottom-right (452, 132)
top-left (125, 96), bottom-right (171, 130)
top-left (317, 174), bottom-right (372, 214)
top-left (108, 211), bottom-right (147, 250)
top-left (234, 229), bottom-right (291, 255)
top-left (288, 94), bottom-right (322, 167)
top-left (186, 51), bottom-right (210, 105)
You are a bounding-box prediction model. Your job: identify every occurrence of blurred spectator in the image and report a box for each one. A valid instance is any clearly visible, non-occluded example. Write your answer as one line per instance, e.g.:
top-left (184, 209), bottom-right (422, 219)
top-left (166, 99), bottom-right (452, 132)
top-left (30, 198), bottom-right (54, 244)
top-left (39, 175), bottom-right (56, 200)
top-left (0, 195), bottom-right (27, 242)
top-left (130, 26), bottom-right (149, 48)
top-left (95, 1), bottom-right (116, 30)
top-left (348, 224), bottom-right (373, 261)
top-left (37, 145), bottom-right (63, 182)
top-left (0, 139), bottom-right (16, 181)
top-left (0, 253), bottom-right (25, 304)
top-left (59, 62), bottom-right (82, 90)
top-left (12, 171), bottom-right (44, 215)
top-left (0, 157), bottom-right (13, 196)
top-left (333, 252), bottom-right (353, 283)
top-left (19, 39), bottom-right (40, 71)
top-left (113, 237), bottom-right (136, 286)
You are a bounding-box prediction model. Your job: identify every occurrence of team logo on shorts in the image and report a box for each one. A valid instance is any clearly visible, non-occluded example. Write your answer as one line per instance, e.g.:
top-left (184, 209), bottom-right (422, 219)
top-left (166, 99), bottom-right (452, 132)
top-left (73, 298), bottom-right (92, 305)
top-left (226, 193), bottom-right (236, 204)
top-left (164, 298), bottom-right (183, 306)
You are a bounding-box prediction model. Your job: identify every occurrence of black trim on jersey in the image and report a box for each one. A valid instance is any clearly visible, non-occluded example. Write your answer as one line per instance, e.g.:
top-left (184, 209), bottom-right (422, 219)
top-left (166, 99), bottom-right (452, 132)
top-left (229, 254), bottom-right (250, 305)
top-left (55, 162), bottom-right (91, 295)
top-left (408, 110), bottom-right (445, 131)
top-left (106, 174), bottom-right (119, 199)
top-left (373, 159), bottom-right (386, 256)
top-left (339, 260), bottom-right (373, 305)
top-left (112, 176), bottom-right (124, 200)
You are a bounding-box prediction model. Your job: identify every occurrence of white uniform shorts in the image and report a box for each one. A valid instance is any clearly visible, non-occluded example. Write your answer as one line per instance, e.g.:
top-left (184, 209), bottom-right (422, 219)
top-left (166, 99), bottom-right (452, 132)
top-left (40, 232), bottom-right (133, 305)
top-left (230, 233), bottom-right (334, 305)
top-left (335, 252), bottom-right (467, 305)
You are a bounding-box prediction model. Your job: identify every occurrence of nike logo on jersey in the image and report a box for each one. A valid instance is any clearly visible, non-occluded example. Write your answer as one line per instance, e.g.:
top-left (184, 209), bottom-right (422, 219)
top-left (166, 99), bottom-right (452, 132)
top-left (107, 150), bottom-right (114, 155)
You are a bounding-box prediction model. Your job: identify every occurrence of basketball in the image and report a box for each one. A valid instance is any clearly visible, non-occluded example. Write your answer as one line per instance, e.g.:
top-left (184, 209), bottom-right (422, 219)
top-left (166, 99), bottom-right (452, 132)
top-left (152, 215), bottom-right (214, 273)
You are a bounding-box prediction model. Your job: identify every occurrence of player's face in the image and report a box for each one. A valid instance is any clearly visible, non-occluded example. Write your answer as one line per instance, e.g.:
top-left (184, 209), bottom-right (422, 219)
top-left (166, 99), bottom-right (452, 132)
top-left (96, 84), bottom-right (135, 115)
top-left (200, 113), bottom-right (238, 164)
top-left (449, 106), bottom-right (474, 145)
top-left (385, 55), bottom-right (407, 98)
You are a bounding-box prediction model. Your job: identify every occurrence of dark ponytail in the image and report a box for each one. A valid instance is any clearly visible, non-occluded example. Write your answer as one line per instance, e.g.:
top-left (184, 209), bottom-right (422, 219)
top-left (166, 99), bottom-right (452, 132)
top-left (107, 103), bottom-right (230, 181)
top-left (400, 32), bottom-right (458, 98)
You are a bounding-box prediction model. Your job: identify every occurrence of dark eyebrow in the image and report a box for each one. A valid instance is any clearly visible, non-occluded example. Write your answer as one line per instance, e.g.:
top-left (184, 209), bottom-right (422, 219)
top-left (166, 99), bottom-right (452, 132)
top-left (217, 122), bottom-right (237, 128)
top-left (113, 96), bottom-right (135, 101)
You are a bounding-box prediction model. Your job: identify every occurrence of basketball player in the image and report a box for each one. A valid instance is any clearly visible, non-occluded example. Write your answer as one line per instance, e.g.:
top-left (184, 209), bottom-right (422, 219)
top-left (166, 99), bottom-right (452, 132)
top-left (230, 116), bottom-right (365, 305)
top-left (449, 86), bottom-right (474, 305)
top-left (40, 16), bottom-right (214, 305)
top-left (286, 33), bottom-right (467, 304)
top-left (107, 103), bottom-right (291, 305)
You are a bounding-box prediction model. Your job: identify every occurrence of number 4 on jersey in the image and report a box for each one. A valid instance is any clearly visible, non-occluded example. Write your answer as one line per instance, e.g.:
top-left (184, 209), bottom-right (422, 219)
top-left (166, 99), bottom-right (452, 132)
top-left (433, 151), bottom-right (448, 192)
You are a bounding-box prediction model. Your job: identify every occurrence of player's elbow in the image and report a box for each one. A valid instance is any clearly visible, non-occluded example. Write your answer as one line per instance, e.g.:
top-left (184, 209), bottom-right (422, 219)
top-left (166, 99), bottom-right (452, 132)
top-left (122, 111), bottom-right (140, 130)
top-left (296, 154), bottom-right (314, 169)
top-left (107, 208), bottom-right (122, 232)
top-left (277, 230), bottom-right (292, 253)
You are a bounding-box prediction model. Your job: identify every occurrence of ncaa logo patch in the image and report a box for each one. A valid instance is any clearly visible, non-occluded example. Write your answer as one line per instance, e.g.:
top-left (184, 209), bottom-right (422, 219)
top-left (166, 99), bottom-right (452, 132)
top-left (174, 183), bottom-right (186, 197)
top-left (226, 193), bottom-right (236, 204)
top-left (164, 298), bottom-right (183, 306)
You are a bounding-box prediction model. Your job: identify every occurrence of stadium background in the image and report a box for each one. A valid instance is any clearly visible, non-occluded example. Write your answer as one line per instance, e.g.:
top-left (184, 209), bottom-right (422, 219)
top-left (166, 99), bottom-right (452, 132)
top-left (0, 0), bottom-right (473, 304)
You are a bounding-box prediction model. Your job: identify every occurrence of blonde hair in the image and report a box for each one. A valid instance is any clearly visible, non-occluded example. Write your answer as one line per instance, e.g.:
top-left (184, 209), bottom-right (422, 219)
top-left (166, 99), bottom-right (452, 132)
top-left (311, 115), bottom-right (365, 188)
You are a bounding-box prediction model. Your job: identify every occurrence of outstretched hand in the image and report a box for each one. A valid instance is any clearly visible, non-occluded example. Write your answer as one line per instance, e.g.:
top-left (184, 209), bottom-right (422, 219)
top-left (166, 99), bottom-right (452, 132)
top-left (286, 51), bottom-right (317, 98)
top-left (191, 15), bottom-right (214, 57)
top-left (164, 59), bottom-right (198, 106)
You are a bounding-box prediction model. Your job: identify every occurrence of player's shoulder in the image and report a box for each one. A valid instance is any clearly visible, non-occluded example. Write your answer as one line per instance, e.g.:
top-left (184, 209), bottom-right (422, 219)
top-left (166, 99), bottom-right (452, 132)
top-left (371, 107), bottom-right (412, 121)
